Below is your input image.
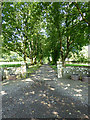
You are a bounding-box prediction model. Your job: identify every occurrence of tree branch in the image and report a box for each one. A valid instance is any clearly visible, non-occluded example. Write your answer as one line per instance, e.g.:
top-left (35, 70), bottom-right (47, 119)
top-left (74, 2), bottom-right (90, 26)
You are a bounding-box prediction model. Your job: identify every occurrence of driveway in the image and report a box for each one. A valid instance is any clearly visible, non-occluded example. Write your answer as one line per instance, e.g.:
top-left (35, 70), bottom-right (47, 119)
top-left (1, 64), bottom-right (89, 119)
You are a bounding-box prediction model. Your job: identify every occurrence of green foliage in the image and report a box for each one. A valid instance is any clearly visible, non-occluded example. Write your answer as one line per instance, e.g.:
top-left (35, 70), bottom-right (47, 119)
top-left (0, 51), bottom-right (23, 62)
top-left (44, 2), bottom-right (89, 65)
top-left (27, 64), bottom-right (41, 74)
top-left (2, 2), bottom-right (44, 63)
top-left (73, 55), bottom-right (88, 63)
top-left (2, 2), bottom-right (89, 65)
top-left (70, 46), bottom-right (89, 63)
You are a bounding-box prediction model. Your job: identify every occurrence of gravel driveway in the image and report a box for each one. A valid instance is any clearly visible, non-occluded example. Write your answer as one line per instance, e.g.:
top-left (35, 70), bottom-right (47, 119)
top-left (1, 64), bottom-right (89, 119)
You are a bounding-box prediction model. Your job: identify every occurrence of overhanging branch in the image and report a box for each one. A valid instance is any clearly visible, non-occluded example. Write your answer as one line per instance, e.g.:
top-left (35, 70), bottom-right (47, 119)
top-left (74, 2), bottom-right (90, 26)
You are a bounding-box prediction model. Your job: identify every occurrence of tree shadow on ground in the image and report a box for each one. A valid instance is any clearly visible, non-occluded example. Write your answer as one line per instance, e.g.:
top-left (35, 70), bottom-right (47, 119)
top-left (1, 64), bottom-right (89, 119)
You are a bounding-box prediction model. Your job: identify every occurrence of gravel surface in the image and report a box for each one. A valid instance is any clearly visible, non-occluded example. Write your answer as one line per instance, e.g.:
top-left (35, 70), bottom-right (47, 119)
top-left (1, 64), bottom-right (89, 119)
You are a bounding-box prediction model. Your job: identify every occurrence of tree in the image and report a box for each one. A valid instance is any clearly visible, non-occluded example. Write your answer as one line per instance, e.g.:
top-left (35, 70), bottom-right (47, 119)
top-left (2, 2), bottom-right (89, 66)
top-left (2, 2), bottom-right (44, 65)
top-left (44, 2), bottom-right (89, 66)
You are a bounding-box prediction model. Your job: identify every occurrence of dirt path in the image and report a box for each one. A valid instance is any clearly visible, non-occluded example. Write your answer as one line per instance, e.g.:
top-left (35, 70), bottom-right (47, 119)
top-left (1, 64), bottom-right (89, 119)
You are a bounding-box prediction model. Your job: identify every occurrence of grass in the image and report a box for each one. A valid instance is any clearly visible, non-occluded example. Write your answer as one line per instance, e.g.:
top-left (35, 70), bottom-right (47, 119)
top-left (0, 61), bottom-right (41, 71)
top-left (49, 64), bottom-right (57, 71)
top-left (0, 62), bottom-right (42, 68)
top-left (65, 64), bottom-right (89, 67)
top-left (49, 63), bottom-right (89, 71)
top-left (27, 63), bottom-right (42, 74)
top-left (0, 63), bottom-right (41, 73)
top-left (0, 64), bottom-right (21, 68)
top-left (1, 62), bottom-right (88, 68)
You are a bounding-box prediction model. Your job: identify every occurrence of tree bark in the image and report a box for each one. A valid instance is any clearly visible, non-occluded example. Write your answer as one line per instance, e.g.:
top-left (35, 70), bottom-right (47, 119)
top-left (31, 58), bottom-right (33, 65)
top-left (34, 56), bottom-right (37, 64)
top-left (62, 60), bottom-right (65, 67)
top-left (57, 24), bottom-right (64, 65)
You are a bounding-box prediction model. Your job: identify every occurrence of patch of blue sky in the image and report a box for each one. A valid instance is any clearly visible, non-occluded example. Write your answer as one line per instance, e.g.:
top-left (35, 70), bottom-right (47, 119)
top-left (10, 4), bottom-right (14, 7)
top-left (21, 5), bottom-right (24, 8)
top-left (2, 20), bottom-right (6, 24)
top-left (61, 22), bottom-right (65, 26)
top-left (40, 28), bottom-right (48, 38)
top-left (18, 40), bottom-right (22, 43)
top-left (2, 13), bottom-right (5, 17)
top-left (6, 11), bottom-right (9, 14)
top-left (8, 41), bottom-right (12, 43)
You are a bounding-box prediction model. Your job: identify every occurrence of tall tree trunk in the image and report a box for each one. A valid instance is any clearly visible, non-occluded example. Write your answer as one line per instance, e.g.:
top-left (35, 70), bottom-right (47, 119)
top-left (62, 59), bottom-right (65, 67)
top-left (57, 24), bottom-right (64, 66)
top-left (34, 56), bottom-right (37, 64)
top-left (23, 40), bottom-right (28, 69)
top-left (40, 59), bottom-right (42, 64)
top-left (31, 58), bottom-right (33, 65)
top-left (48, 56), bottom-right (50, 63)
top-left (40, 55), bottom-right (43, 64)
top-left (34, 39), bottom-right (37, 64)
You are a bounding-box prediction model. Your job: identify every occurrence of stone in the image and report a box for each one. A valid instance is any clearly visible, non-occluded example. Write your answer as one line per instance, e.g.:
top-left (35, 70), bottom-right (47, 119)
top-left (82, 76), bottom-right (90, 83)
top-left (71, 74), bottom-right (80, 81)
top-left (8, 74), bottom-right (16, 80)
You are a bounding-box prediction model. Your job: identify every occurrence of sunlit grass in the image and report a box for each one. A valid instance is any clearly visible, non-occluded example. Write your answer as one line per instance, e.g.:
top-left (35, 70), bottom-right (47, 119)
top-left (66, 64), bottom-right (89, 67)
top-left (0, 64), bottom-right (21, 68)
top-left (27, 63), bottom-right (42, 74)
top-left (50, 63), bottom-right (89, 71)
top-left (49, 65), bottom-right (57, 71)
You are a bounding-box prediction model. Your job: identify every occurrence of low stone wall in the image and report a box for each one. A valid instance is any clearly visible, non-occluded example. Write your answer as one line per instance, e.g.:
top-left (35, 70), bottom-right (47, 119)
top-left (0, 68), bottom-right (2, 81)
top-left (1, 64), bottom-right (26, 80)
top-left (57, 61), bottom-right (90, 80)
top-left (62, 66), bottom-right (89, 78)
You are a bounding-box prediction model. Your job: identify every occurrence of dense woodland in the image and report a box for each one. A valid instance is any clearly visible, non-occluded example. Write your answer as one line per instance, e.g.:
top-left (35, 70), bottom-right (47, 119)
top-left (1, 2), bottom-right (90, 66)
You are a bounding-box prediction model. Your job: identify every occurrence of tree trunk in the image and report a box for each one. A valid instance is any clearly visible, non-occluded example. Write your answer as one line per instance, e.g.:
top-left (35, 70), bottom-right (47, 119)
top-left (24, 51), bottom-right (28, 69)
top-left (31, 58), bottom-right (33, 65)
top-left (40, 56), bottom-right (43, 64)
top-left (48, 56), bottom-right (50, 63)
top-left (62, 59), bottom-right (65, 67)
top-left (34, 56), bottom-right (37, 64)
top-left (40, 59), bottom-right (42, 64)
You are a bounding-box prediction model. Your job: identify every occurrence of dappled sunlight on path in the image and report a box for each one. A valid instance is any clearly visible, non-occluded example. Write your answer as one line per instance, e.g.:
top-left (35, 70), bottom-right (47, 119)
top-left (30, 64), bottom-right (57, 81)
top-left (2, 64), bottom-right (89, 119)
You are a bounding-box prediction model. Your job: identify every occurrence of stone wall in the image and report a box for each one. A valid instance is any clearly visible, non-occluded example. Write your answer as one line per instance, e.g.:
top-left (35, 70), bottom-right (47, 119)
top-left (1, 64), bottom-right (26, 80)
top-left (62, 66), bottom-right (89, 78)
top-left (0, 68), bottom-right (2, 81)
top-left (57, 61), bottom-right (90, 79)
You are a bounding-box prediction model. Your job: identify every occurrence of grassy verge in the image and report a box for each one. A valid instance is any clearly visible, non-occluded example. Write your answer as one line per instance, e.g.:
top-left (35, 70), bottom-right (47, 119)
top-left (65, 64), bottom-right (89, 67)
top-left (0, 64), bottom-right (21, 68)
top-left (27, 63), bottom-right (42, 74)
top-left (49, 64), bottom-right (57, 71)
top-left (49, 63), bottom-right (89, 71)
top-left (0, 63), bottom-right (42, 68)
top-left (0, 63), bottom-right (41, 71)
